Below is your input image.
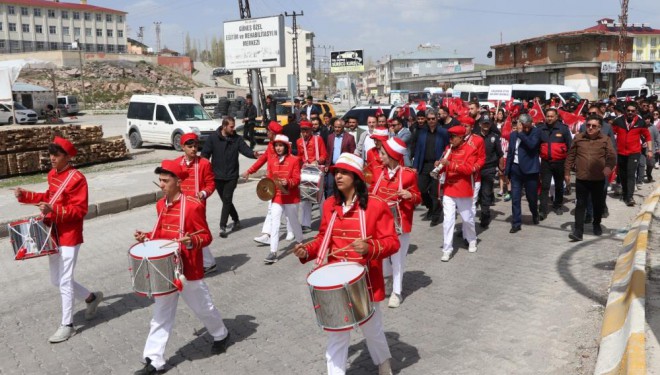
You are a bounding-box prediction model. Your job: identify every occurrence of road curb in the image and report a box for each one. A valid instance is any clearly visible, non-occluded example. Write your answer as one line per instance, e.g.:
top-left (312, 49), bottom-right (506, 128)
top-left (594, 185), bottom-right (660, 375)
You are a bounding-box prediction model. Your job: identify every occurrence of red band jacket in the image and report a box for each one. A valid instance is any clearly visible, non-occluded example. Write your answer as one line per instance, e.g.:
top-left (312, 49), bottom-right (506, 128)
top-left (146, 194), bottom-right (212, 281)
top-left (174, 155), bottom-right (216, 201)
top-left (301, 196), bottom-right (400, 302)
top-left (364, 147), bottom-right (383, 182)
top-left (18, 166), bottom-right (88, 246)
top-left (465, 134), bottom-right (485, 182)
top-left (442, 142), bottom-right (478, 198)
top-left (370, 166), bottom-right (422, 233)
top-left (296, 135), bottom-right (328, 165)
top-left (267, 153), bottom-right (302, 204)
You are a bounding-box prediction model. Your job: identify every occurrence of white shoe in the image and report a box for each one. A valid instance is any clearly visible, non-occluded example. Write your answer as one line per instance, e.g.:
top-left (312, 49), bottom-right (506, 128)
top-left (253, 234), bottom-right (270, 245)
top-left (378, 358), bottom-right (393, 375)
top-left (441, 252), bottom-right (451, 262)
top-left (468, 241), bottom-right (477, 253)
top-left (285, 232), bottom-right (295, 241)
top-left (388, 293), bottom-right (401, 308)
top-left (48, 325), bottom-right (75, 343)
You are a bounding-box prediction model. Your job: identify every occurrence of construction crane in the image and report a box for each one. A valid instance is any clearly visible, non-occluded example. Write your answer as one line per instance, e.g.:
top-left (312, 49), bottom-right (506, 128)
top-left (238, 0), bottom-right (266, 117)
top-left (616, 0), bottom-right (629, 88)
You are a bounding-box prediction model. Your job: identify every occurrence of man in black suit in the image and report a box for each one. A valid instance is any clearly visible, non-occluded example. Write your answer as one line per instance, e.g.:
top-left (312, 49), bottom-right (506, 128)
top-left (504, 114), bottom-right (541, 233)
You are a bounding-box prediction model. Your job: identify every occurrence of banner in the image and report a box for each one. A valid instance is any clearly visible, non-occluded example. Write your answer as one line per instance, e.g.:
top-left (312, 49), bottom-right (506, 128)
top-left (487, 85), bottom-right (513, 101)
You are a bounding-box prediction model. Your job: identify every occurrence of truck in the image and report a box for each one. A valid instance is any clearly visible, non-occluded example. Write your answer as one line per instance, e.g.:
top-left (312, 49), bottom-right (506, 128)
top-left (616, 78), bottom-right (657, 100)
top-left (200, 91), bottom-right (219, 109)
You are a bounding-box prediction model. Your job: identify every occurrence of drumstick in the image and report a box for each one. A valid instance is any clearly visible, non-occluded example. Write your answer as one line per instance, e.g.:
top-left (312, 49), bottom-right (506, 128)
top-left (327, 236), bottom-right (373, 256)
top-left (159, 229), bottom-right (205, 248)
top-left (152, 181), bottom-right (160, 188)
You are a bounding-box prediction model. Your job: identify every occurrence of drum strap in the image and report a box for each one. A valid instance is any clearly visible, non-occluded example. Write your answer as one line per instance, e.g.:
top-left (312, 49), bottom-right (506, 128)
top-left (315, 205), bottom-right (366, 266)
top-left (47, 169), bottom-right (75, 206)
top-left (301, 136), bottom-right (320, 163)
top-left (371, 166), bottom-right (402, 197)
top-left (181, 157), bottom-right (199, 194)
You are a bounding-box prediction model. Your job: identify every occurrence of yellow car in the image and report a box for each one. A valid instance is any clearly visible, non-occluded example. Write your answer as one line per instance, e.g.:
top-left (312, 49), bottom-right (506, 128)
top-left (254, 101), bottom-right (336, 142)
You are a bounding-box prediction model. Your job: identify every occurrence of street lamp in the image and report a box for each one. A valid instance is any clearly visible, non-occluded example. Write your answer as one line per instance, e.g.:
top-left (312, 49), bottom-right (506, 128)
top-left (74, 39), bottom-right (85, 110)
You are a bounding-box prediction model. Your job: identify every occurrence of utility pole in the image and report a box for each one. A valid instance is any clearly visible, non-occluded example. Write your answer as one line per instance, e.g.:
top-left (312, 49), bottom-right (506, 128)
top-left (238, 0), bottom-right (265, 116)
top-left (285, 11), bottom-right (303, 96)
top-left (153, 21), bottom-right (162, 54)
top-left (75, 39), bottom-right (85, 110)
top-left (137, 26), bottom-right (144, 44)
top-left (616, 0), bottom-right (629, 88)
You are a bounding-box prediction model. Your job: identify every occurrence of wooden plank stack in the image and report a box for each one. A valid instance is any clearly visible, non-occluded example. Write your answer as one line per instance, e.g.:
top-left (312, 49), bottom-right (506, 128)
top-left (0, 125), bottom-right (129, 178)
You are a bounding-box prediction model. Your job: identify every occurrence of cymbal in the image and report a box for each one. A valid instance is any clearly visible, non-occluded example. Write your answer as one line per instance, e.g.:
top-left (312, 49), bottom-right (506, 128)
top-left (256, 177), bottom-right (276, 201)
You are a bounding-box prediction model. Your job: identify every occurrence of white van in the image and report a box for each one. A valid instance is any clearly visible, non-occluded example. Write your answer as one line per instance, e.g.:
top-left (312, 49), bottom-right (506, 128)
top-left (57, 95), bottom-right (79, 115)
top-left (510, 84), bottom-right (581, 104)
top-left (616, 78), bottom-right (655, 100)
top-left (452, 84), bottom-right (491, 107)
top-left (126, 94), bottom-right (219, 151)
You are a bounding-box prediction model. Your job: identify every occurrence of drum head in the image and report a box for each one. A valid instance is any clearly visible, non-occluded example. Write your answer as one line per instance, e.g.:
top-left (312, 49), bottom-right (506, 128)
top-left (307, 262), bottom-right (365, 288)
top-left (130, 240), bottom-right (178, 258)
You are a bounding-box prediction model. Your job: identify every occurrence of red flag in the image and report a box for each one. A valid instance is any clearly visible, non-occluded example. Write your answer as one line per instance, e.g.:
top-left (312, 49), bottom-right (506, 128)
top-left (504, 98), bottom-right (515, 113)
top-left (529, 99), bottom-right (545, 124)
top-left (397, 103), bottom-right (410, 118)
top-left (375, 107), bottom-right (384, 117)
top-left (417, 101), bottom-right (427, 112)
top-left (626, 96), bottom-right (632, 102)
top-left (449, 98), bottom-right (468, 117)
top-left (501, 115), bottom-right (513, 141)
top-left (573, 99), bottom-right (587, 116)
top-left (558, 108), bottom-right (585, 133)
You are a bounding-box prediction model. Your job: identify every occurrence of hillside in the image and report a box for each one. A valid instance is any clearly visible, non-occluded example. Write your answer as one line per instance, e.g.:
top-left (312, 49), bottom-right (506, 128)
top-left (19, 60), bottom-right (207, 110)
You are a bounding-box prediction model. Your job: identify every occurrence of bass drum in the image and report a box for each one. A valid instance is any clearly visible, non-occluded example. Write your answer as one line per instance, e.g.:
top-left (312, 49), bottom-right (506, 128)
top-left (300, 164), bottom-right (324, 203)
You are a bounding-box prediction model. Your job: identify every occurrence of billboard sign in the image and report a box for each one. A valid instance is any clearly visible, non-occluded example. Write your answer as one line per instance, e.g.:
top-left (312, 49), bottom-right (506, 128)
top-left (600, 61), bottom-right (621, 73)
top-left (331, 50), bottom-right (364, 73)
top-left (224, 15), bottom-right (285, 70)
top-left (488, 85), bottom-right (513, 101)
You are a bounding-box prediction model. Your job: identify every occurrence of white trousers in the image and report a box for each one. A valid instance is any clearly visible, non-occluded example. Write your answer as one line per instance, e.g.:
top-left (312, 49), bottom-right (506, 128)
top-left (381, 233), bottom-right (410, 295)
top-left (301, 200), bottom-right (313, 227)
top-left (262, 200), bottom-right (293, 235)
top-left (326, 304), bottom-right (391, 375)
top-left (443, 196), bottom-right (476, 253)
top-left (142, 279), bottom-right (228, 370)
top-left (270, 203), bottom-right (303, 253)
top-left (202, 246), bottom-right (216, 268)
top-left (462, 181), bottom-right (481, 239)
top-left (49, 245), bottom-right (90, 325)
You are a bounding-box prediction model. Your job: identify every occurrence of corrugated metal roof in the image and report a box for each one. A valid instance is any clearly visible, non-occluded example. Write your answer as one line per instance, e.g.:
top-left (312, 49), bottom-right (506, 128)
top-left (12, 82), bottom-right (52, 92)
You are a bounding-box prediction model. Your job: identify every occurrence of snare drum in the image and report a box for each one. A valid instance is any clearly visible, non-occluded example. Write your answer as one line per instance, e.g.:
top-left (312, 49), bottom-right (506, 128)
top-left (8, 217), bottom-right (59, 260)
top-left (300, 164), bottom-right (324, 203)
top-left (307, 262), bottom-right (374, 332)
top-left (388, 202), bottom-right (402, 235)
top-left (128, 240), bottom-right (180, 297)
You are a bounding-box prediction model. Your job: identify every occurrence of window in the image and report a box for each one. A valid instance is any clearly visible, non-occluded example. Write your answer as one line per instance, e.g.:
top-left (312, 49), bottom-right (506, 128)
top-left (62, 26), bottom-right (70, 36)
top-left (50, 42), bottom-right (58, 50)
top-left (20, 7), bottom-right (28, 16)
top-left (535, 45), bottom-right (543, 56)
top-left (425, 62), bottom-right (431, 68)
top-left (235, 78), bottom-right (241, 85)
top-left (636, 50), bottom-right (643, 60)
top-left (96, 44), bottom-right (104, 52)
top-left (23, 41), bottom-right (32, 51)
top-left (34, 8), bottom-right (41, 17)
top-left (73, 12), bottom-right (80, 20)
top-left (557, 43), bottom-right (581, 53)
top-left (106, 14), bottom-right (112, 22)
top-left (35, 25), bottom-right (42, 34)
top-left (521, 46), bottom-right (528, 59)
top-left (117, 45), bottom-right (126, 53)
top-left (508, 49), bottom-right (513, 59)
top-left (651, 50), bottom-right (657, 60)
top-left (48, 10), bottom-right (55, 18)
top-left (0, 22), bottom-right (2, 32)
top-left (9, 23), bottom-right (16, 32)
top-left (36, 41), bottom-right (45, 50)
top-left (652, 38), bottom-right (658, 47)
top-left (0, 41), bottom-right (5, 50)
top-left (117, 15), bottom-right (123, 23)
top-left (84, 13), bottom-right (91, 21)
top-left (107, 44), bottom-right (114, 52)
top-left (85, 44), bottom-right (93, 52)
top-left (22, 24), bottom-right (29, 33)
top-left (85, 28), bottom-right (91, 37)
top-left (227, 91), bottom-right (235, 99)
top-left (96, 14), bottom-right (102, 22)
top-left (10, 41), bottom-right (19, 50)
top-left (96, 29), bottom-right (102, 37)
top-left (117, 30), bottom-right (123, 38)
top-left (7, 6), bottom-right (14, 15)
top-left (74, 27), bottom-right (80, 37)
top-left (600, 41), bottom-right (608, 52)
top-left (498, 52), bottom-right (503, 62)
top-left (635, 38), bottom-right (643, 48)
top-left (155, 105), bottom-right (172, 123)
top-left (107, 29), bottom-right (113, 37)
top-left (62, 11), bottom-right (69, 19)
top-left (49, 26), bottom-right (56, 34)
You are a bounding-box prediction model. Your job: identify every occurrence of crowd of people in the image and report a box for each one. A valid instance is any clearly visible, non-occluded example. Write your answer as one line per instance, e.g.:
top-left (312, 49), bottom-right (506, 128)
top-left (11, 92), bottom-right (660, 375)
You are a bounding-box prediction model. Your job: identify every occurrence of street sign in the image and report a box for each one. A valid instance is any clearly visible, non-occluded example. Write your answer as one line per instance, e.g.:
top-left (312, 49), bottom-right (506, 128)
top-left (223, 15), bottom-right (285, 70)
top-left (600, 61), bottom-right (621, 73)
top-left (654, 62), bottom-right (660, 74)
top-left (330, 50), bottom-right (364, 73)
top-left (488, 85), bottom-right (513, 101)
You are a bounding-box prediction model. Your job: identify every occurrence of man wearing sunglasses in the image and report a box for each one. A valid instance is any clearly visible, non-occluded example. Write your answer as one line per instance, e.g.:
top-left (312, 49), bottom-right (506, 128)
top-left (612, 103), bottom-right (653, 206)
top-left (565, 116), bottom-right (616, 241)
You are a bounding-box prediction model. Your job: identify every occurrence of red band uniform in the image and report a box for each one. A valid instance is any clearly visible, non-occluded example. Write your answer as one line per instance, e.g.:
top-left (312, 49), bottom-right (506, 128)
top-left (138, 160), bottom-right (228, 372)
top-left (175, 132), bottom-right (217, 271)
top-left (297, 121), bottom-right (328, 229)
top-left (459, 116), bottom-right (485, 241)
top-left (16, 136), bottom-right (102, 342)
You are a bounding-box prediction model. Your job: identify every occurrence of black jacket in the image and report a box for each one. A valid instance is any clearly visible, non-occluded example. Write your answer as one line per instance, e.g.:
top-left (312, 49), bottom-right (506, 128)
top-left (201, 128), bottom-right (256, 180)
top-left (479, 129), bottom-right (503, 169)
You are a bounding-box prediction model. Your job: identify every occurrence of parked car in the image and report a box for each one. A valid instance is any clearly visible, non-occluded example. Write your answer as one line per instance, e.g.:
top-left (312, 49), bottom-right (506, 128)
top-left (212, 67), bottom-right (232, 77)
top-left (57, 95), bottom-right (80, 115)
top-left (332, 96), bottom-right (342, 104)
top-left (341, 104), bottom-right (400, 126)
top-left (126, 94), bottom-right (219, 151)
top-left (0, 101), bottom-right (38, 125)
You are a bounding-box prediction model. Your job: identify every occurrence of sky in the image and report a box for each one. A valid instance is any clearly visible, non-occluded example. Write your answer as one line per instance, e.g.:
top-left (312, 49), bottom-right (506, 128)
top-left (94, 0), bottom-right (660, 65)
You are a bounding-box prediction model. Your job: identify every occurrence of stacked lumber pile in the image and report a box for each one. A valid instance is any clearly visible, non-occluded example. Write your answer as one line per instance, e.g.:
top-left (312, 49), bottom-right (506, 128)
top-left (0, 125), bottom-right (129, 177)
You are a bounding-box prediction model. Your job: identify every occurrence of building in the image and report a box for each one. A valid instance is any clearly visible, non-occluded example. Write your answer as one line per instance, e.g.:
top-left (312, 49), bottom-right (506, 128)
top-left (375, 46), bottom-right (474, 95)
top-left (0, 0), bottom-right (127, 54)
top-left (232, 26), bottom-right (314, 95)
top-left (631, 24), bottom-right (660, 61)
